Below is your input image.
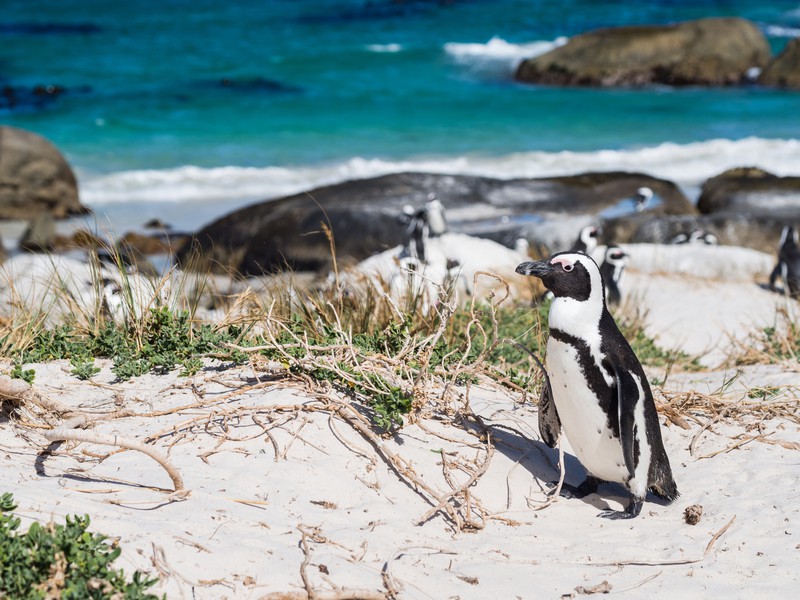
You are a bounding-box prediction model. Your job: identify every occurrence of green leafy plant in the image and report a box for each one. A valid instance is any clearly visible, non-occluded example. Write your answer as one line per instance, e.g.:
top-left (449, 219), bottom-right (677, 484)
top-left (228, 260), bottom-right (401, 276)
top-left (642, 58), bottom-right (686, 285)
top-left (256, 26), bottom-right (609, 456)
top-left (70, 356), bottom-right (101, 380)
top-left (10, 362), bottom-right (35, 384)
top-left (0, 492), bottom-right (161, 599)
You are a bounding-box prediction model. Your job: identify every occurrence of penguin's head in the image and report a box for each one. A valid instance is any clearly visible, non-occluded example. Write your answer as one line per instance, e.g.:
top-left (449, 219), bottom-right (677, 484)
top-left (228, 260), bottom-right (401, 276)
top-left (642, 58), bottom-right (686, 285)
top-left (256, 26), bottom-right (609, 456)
top-left (580, 225), bottom-right (599, 247)
top-left (634, 186), bottom-right (653, 209)
top-left (604, 245), bottom-right (629, 267)
top-left (516, 251), bottom-right (602, 302)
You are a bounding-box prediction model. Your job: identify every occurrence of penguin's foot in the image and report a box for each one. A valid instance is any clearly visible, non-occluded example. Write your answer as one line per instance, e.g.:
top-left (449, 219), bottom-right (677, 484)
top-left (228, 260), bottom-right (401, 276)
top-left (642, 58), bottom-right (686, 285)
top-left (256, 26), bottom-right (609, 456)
top-left (548, 476), bottom-right (601, 499)
top-left (597, 499), bottom-right (643, 520)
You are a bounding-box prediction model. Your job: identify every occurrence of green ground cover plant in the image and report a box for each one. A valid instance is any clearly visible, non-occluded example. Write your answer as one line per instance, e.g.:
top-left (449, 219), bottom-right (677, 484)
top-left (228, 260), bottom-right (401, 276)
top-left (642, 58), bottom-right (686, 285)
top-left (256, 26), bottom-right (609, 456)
top-left (0, 493), bottom-right (160, 599)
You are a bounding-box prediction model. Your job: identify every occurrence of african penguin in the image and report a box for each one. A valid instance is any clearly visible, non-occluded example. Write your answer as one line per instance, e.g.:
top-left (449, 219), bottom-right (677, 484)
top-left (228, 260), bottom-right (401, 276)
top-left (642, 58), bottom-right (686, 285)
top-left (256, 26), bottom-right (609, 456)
top-left (570, 225), bottom-right (599, 255)
top-left (769, 225), bottom-right (800, 298)
top-left (688, 229), bottom-right (718, 245)
top-left (670, 228), bottom-right (718, 245)
top-left (398, 204), bottom-right (429, 263)
top-left (599, 245), bottom-right (629, 307)
top-left (633, 187), bottom-right (653, 213)
top-left (515, 252), bottom-right (679, 519)
top-left (426, 193), bottom-right (448, 237)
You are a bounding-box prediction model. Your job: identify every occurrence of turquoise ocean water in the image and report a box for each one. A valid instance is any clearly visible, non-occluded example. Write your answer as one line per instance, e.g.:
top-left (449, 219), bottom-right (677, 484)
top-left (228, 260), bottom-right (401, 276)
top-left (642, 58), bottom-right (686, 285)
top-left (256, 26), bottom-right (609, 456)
top-left (2, 0), bottom-right (800, 232)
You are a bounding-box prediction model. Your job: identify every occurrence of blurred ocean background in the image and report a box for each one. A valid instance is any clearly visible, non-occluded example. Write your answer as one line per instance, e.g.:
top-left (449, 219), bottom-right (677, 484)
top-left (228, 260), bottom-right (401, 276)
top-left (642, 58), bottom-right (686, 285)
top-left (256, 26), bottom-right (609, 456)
top-left (2, 0), bottom-right (800, 233)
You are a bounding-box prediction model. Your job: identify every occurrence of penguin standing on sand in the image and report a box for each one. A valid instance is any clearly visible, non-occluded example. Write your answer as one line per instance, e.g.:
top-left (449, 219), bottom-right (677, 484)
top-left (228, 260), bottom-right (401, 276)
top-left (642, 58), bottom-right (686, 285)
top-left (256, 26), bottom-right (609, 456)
top-left (599, 245), bottom-right (629, 307)
top-left (769, 225), bottom-right (800, 297)
top-left (569, 225), bottom-right (600, 254)
top-left (516, 252), bottom-right (679, 519)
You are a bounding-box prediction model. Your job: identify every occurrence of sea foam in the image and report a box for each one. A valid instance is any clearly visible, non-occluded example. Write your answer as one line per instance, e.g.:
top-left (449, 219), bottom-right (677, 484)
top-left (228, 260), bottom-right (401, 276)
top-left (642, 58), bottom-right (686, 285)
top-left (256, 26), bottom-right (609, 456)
top-left (443, 36), bottom-right (566, 73)
top-left (365, 43), bottom-right (403, 53)
top-left (78, 138), bottom-right (800, 211)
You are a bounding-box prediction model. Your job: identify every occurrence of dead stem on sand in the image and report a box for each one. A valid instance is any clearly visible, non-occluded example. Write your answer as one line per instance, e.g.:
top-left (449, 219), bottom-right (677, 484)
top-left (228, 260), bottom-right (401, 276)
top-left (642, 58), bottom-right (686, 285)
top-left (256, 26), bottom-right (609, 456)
top-left (655, 385), bottom-right (800, 456)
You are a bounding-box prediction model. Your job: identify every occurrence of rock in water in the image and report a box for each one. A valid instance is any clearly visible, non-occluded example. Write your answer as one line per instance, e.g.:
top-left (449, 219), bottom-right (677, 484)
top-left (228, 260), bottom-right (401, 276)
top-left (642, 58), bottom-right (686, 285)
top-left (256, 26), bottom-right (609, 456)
top-left (759, 38), bottom-right (800, 89)
top-left (515, 17), bottom-right (770, 87)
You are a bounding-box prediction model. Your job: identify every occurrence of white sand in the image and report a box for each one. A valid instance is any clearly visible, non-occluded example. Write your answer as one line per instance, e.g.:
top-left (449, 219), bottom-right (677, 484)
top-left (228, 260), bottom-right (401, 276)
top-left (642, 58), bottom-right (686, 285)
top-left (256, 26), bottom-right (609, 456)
top-left (2, 243), bottom-right (799, 599)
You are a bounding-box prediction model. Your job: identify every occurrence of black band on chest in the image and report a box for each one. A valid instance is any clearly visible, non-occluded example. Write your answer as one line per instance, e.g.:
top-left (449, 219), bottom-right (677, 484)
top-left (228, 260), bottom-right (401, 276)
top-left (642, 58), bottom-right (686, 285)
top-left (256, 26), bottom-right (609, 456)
top-left (549, 327), bottom-right (582, 347)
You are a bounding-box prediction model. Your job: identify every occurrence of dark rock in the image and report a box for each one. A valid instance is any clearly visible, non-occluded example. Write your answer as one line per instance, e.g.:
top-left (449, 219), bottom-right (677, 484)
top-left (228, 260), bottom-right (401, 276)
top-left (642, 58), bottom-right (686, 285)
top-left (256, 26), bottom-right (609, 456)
top-left (19, 213), bottom-right (56, 253)
top-left (214, 77), bottom-right (303, 94)
top-left (143, 218), bottom-right (172, 230)
top-left (0, 126), bottom-right (89, 219)
top-left (697, 167), bottom-right (800, 216)
top-left (177, 171), bottom-right (694, 275)
top-left (1, 84), bottom-right (92, 112)
top-left (516, 18), bottom-right (770, 87)
top-left (603, 212), bottom-right (795, 254)
top-left (63, 228), bottom-right (106, 250)
top-left (120, 231), bottom-right (182, 255)
top-left (759, 38), bottom-right (800, 88)
top-left (0, 22), bottom-right (101, 35)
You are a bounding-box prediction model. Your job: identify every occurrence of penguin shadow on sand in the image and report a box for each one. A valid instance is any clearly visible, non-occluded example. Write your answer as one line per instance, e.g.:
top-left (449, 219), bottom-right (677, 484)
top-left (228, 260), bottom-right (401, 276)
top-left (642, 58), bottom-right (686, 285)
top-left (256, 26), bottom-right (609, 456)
top-left (467, 409), bottom-right (668, 515)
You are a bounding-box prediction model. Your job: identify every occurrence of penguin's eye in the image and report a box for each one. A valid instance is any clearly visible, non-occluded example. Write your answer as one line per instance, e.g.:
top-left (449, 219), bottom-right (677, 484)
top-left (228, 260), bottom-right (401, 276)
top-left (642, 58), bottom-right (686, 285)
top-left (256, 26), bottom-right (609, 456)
top-left (563, 263), bottom-right (574, 272)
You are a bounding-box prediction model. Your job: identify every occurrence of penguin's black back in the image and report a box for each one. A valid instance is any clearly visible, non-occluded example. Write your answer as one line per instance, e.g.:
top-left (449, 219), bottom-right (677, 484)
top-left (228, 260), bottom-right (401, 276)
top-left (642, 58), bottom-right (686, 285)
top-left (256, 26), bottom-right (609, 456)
top-left (597, 309), bottom-right (678, 500)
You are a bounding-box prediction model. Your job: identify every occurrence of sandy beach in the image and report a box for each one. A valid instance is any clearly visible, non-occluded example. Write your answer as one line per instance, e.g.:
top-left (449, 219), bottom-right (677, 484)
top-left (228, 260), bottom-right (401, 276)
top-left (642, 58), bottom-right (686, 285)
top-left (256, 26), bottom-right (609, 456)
top-left (2, 243), bottom-right (798, 599)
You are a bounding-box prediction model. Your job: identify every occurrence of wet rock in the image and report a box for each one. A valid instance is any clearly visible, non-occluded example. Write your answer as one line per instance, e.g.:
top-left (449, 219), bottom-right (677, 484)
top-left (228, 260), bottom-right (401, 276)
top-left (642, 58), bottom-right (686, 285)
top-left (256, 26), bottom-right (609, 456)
top-left (177, 171), bottom-right (693, 275)
top-left (516, 18), bottom-right (770, 87)
top-left (19, 214), bottom-right (56, 253)
top-left (697, 167), bottom-right (800, 218)
top-left (759, 38), bottom-right (800, 88)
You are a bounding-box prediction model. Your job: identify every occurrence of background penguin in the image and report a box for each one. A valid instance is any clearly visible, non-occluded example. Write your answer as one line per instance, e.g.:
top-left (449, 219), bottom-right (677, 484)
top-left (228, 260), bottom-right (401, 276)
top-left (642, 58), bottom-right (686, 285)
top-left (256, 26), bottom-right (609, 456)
top-left (633, 187), bottom-right (653, 212)
top-left (769, 225), bottom-right (800, 297)
top-left (515, 252), bottom-right (679, 519)
top-left (398, 204), bottom-right (430, 263)
top-left (426, 193), bottom-right (448, 237)
top-left (569, 225), bottom-right (599, 254)
top-left (670, 228), bottom-right (719, 245)
top-left (599, 245), bottom-right (629, 307)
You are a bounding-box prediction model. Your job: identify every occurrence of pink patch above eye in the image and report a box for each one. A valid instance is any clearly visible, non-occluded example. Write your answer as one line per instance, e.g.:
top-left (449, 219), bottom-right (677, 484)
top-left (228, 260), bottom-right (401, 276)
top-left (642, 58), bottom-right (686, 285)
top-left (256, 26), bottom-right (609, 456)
top-left (550, 257), bottom-right (573, 269)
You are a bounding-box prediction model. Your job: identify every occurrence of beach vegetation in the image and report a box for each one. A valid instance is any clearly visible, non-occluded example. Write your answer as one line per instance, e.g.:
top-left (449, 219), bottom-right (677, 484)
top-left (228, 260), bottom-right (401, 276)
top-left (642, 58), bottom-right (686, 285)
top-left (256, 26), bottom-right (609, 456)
top-left (733, 305), bottom-right (800, 365)
top-left (0, 492), bottom-right (160, 599)
top-left (0, 249), bottom-right (690, 432)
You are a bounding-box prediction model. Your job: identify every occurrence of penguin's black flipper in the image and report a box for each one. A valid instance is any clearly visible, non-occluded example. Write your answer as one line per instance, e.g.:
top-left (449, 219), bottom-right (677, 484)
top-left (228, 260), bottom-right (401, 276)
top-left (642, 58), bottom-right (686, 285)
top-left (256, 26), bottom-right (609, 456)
top-left (612, 363), bottom-right (639, 481)
top-left (538, 379), bottom-right (561, 449)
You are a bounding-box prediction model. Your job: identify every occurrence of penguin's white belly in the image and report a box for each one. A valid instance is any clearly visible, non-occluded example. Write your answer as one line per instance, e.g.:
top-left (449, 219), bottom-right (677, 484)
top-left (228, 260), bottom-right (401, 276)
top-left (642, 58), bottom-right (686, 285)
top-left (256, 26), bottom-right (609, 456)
top-left (547, 339), bottom-right (629, 484)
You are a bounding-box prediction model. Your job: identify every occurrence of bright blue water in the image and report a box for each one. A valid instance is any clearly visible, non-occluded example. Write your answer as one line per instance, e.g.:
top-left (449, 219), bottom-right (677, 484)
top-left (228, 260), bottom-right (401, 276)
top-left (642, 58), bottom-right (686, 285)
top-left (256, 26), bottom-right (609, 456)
top-left (2, 0), bottom-right (800, 230)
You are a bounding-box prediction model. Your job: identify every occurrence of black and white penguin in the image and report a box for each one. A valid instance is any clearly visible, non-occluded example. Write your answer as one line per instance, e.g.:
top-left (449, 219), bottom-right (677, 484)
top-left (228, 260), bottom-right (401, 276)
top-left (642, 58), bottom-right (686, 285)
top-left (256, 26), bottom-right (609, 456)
top-left (688, 228), bottom-right (718, 245)
top-left (399, 204), bottom-right (429, 263)
top-left (633, 187), bottom-right (653, 213)
top-left (426, 193), bottom-right (447, 238)
top-left (599, 245), bottom-right (629, 307)
top-left (769, 225), bottom-right (800, 297)
top-left (515, 252), bottom-right (679, 519)
top-left (569, 225), bottom-right (600, 254)
top-left (670, 228), bottom-right (718, 245)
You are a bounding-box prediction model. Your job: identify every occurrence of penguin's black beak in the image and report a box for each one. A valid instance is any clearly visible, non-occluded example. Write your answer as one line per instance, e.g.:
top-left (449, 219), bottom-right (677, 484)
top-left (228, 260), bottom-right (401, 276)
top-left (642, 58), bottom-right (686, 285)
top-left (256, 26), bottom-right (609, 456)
top-left (516, 260), bottom-right (554, 278)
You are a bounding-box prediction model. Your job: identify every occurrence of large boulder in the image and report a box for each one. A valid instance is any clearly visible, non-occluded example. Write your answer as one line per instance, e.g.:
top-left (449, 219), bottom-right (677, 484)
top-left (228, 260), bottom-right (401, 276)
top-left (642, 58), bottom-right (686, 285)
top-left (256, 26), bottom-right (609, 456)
top-left (681, 167), bottom-right (800, 253)
top-left (697, 167), bottom-right (800, 216)
top-left (177, 171), bottom-right (694, 275)
top-left (515, 18), bottom-right (771, 87)
top-left (759, 38), bottom-right (800, 88)
top-left (603, 167), bottom-right (800, 254)
top-left (0, 126), bottom-right (89, 219)
top-left (602, 213), bottom-right (786, 254)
